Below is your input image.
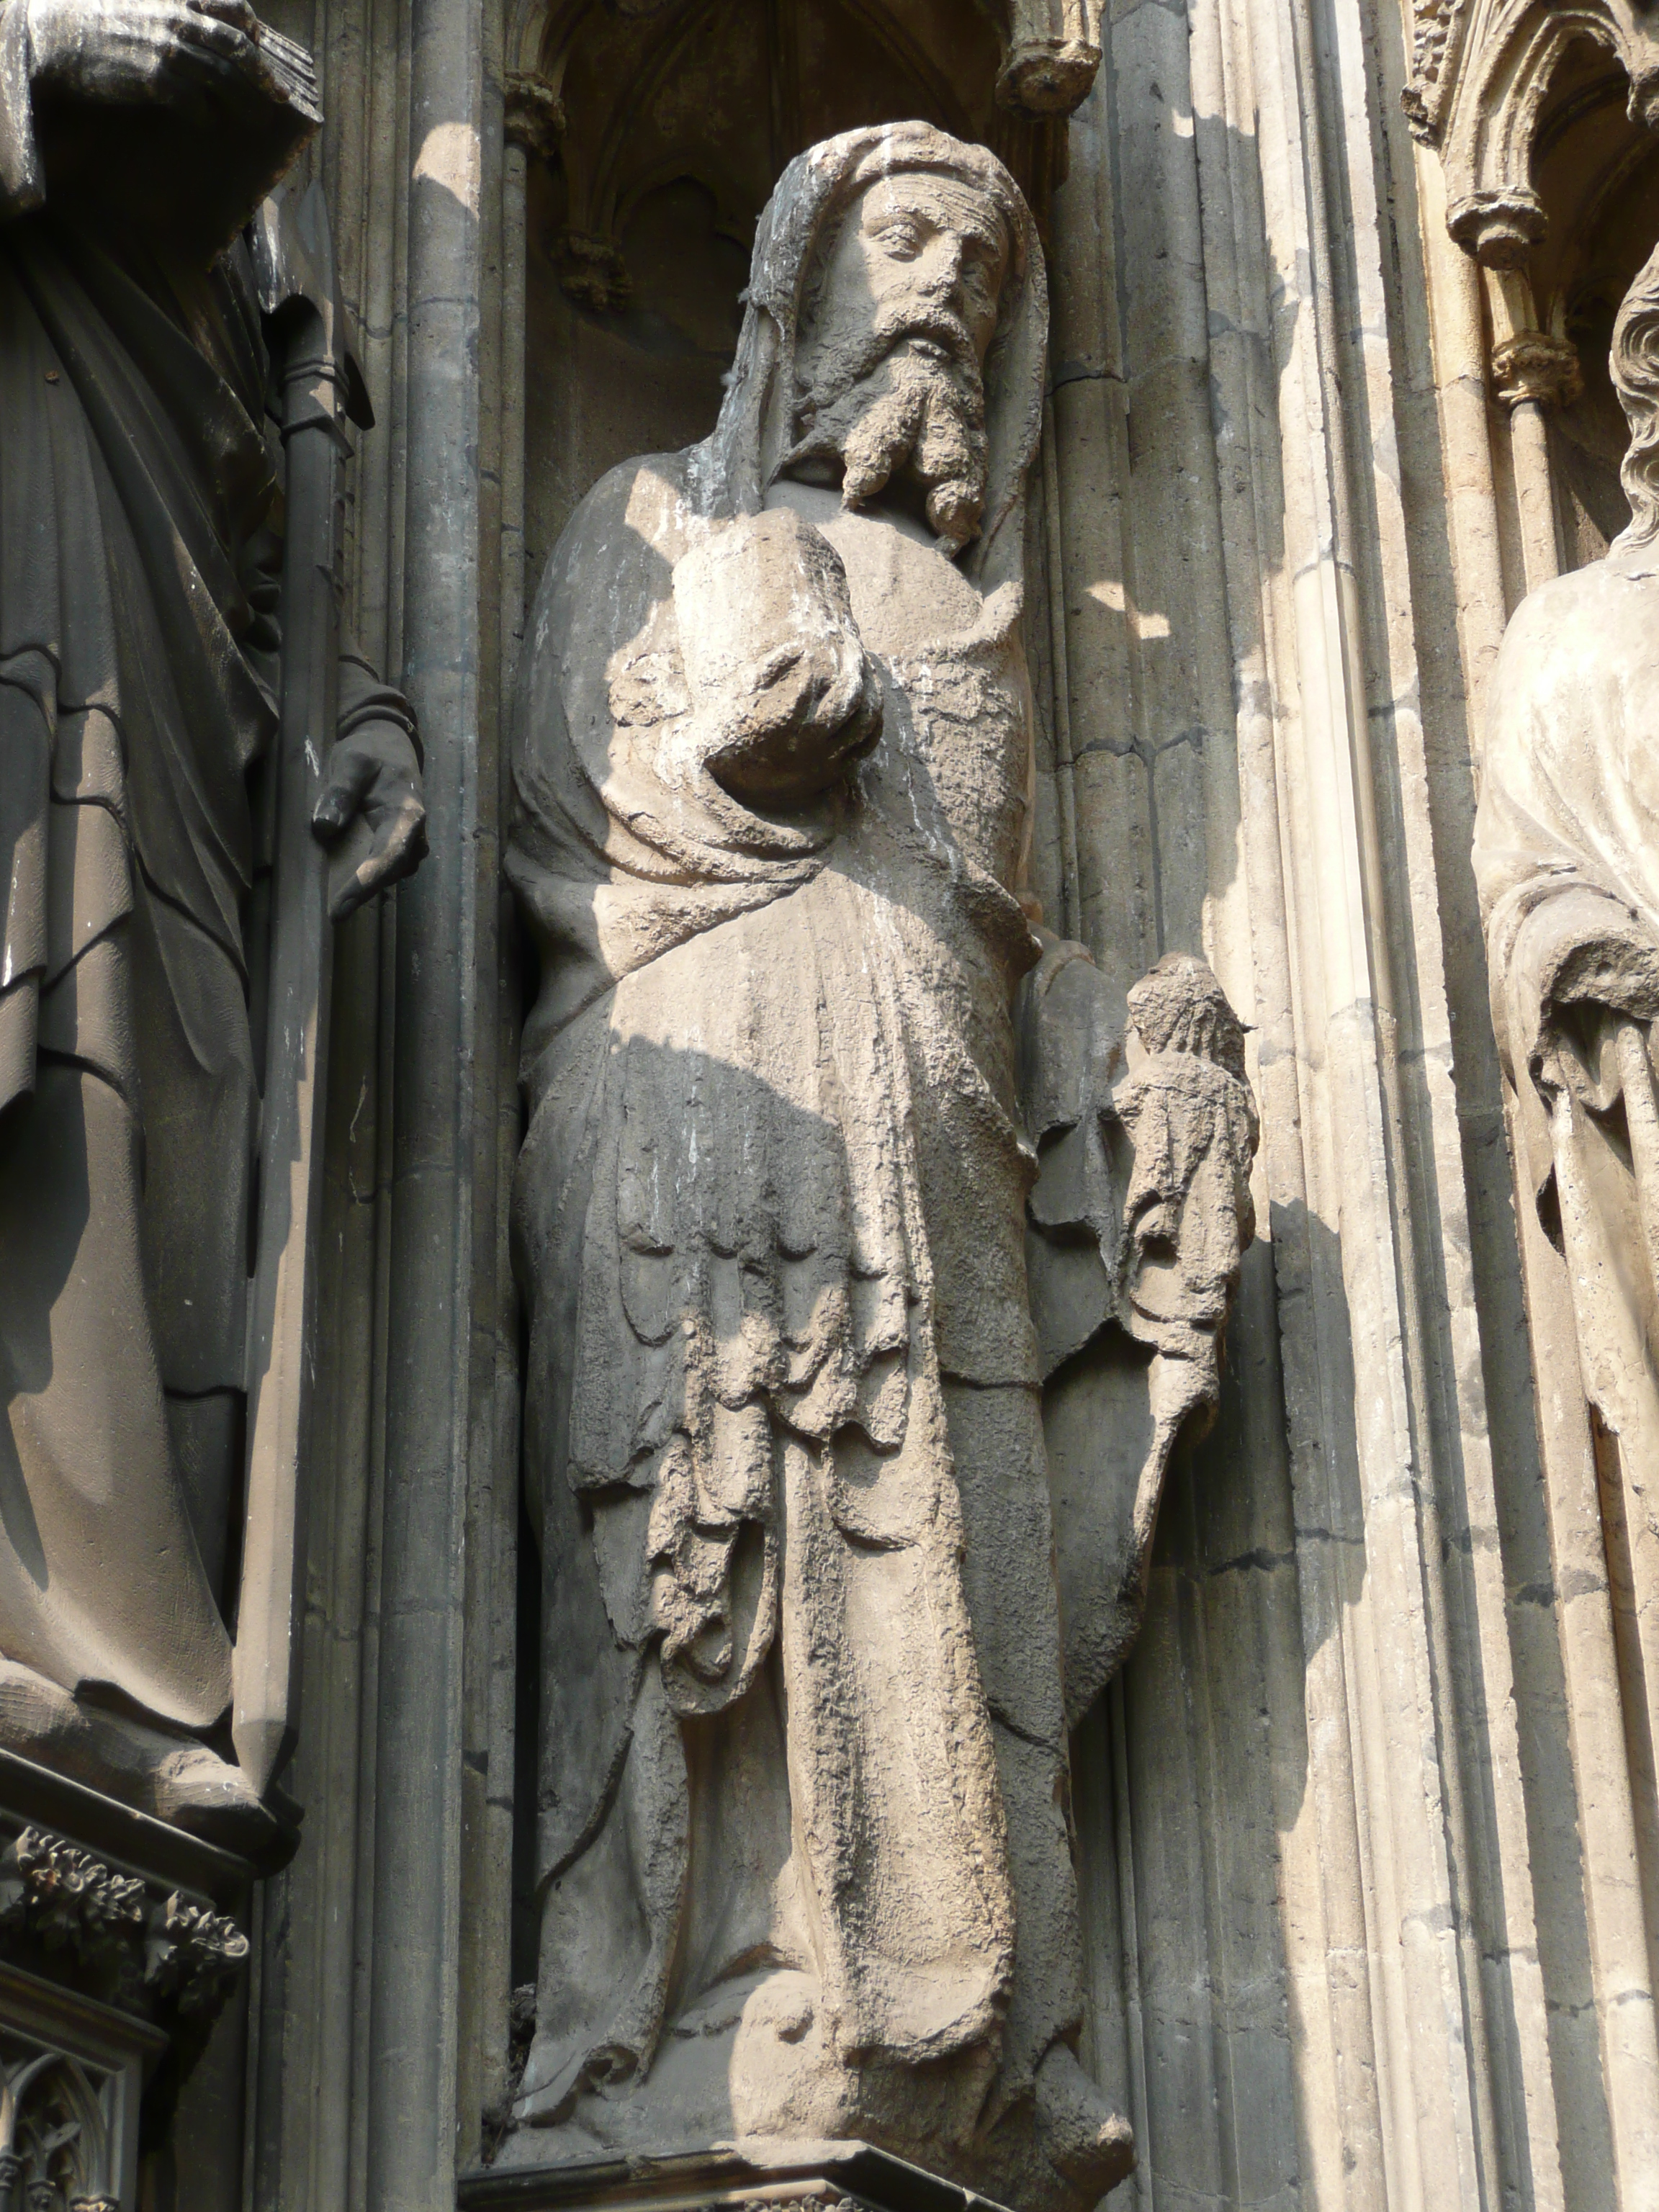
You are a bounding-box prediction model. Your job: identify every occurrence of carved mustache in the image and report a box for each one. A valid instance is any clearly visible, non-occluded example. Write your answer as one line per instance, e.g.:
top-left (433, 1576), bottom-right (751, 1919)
top-left (796, 299), bottom-right (981, 416)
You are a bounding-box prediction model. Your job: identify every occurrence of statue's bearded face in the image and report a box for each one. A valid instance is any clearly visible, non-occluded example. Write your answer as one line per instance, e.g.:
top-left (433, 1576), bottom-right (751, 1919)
top-left (786, 174), bottom-right (1010, 554)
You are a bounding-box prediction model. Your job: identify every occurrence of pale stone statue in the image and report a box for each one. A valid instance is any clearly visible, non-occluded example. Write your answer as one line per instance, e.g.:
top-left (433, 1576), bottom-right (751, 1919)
top-left (1475, 240), bottom-right (1659, 1806)
top-left (0, 0), bottom-right (425, 1848)
top-left (508, 122), bottom-right (1256, 2208)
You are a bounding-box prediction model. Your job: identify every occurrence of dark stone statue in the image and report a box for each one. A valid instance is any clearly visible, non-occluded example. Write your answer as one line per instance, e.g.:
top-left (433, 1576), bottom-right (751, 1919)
top-left (0, 0), bottom-right (425, 1850)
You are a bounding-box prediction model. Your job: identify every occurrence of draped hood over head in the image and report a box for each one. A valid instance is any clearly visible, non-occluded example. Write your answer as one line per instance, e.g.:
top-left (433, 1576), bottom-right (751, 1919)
top-left (508, 122), bottom-right (1047, 1097)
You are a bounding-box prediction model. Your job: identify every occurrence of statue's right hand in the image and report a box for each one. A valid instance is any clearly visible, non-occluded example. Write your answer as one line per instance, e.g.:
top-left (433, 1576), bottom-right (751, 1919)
top-left (701, 628), bottom-right (884, 803)
top-left (671, 506), bottom-right (884, 806)
top-left (27, 0), bottom-right (264, 114)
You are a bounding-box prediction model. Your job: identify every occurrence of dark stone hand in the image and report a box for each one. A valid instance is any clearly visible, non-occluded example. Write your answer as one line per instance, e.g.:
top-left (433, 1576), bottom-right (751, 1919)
top-left (312, 723), bottom-right (428, 922)
top-left (26, 0), bottom-right (265, 115)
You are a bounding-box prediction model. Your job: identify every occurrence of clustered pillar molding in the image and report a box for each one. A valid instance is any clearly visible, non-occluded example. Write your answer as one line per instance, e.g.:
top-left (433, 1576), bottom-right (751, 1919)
top-left (1485, 265), bottom-right (1583, 590)
top-left (1402, 0), bottom-right (1659, 266)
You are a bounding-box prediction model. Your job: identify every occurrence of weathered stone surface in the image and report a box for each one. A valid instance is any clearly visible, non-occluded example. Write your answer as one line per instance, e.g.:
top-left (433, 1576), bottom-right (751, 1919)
top-left (1474, 239), bottom-right (1659, 2191)
top-left (1022, 948), bottom-right (1257, 1723)
top-left (504, 120), bottom-right (1254, 2212)
top-left (1, 0), bottom-right (1647, 2199)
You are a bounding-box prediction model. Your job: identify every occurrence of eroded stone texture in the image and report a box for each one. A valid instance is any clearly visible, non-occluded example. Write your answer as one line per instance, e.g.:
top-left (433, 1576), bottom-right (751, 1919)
top-left (1022, 949), bottom-right (1256, 1724)
top-left (506, 121), bottom-right (1255, 2209)
top-left (1475, 244), bottom-right (1659, 2136)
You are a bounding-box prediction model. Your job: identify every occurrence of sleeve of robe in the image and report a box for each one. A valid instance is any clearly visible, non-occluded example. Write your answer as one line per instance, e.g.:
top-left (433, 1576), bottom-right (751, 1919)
top-left (1475, 570), bottom-right (1659, 1106)
top-left (338, 633), bottom-right (422, 764)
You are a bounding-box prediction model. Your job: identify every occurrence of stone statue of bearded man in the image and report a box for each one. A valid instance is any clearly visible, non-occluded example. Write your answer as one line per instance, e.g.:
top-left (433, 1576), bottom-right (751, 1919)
top-left (506, 123), bottom-right (1149, 2209)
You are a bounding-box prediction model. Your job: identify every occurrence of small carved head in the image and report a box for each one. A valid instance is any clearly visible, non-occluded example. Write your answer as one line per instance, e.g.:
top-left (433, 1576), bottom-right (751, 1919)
top-left (1612, 236), bottom-right (1659, 552)
top-left (785, 168), bottom-right (1013, 554)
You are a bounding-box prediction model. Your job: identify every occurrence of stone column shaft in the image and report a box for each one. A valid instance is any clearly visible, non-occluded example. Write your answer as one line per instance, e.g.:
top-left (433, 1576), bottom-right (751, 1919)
top-left (364, 0), bottom-right (484, 2193)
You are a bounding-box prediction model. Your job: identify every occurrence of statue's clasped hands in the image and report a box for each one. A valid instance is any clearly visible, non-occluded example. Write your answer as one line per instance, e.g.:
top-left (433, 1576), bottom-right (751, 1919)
top-left (27, 0), bottom-right (269, 115)
top-left (673, 507), bottom-right (883, 806)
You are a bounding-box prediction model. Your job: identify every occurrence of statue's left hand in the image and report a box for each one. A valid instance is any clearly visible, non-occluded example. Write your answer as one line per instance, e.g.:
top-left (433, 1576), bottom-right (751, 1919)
top-left (312, 723), bottom-right (428, 922)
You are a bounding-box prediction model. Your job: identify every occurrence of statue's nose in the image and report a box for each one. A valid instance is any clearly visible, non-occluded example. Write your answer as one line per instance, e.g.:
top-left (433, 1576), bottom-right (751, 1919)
top-left (916, 235), bottom-right (966, 300)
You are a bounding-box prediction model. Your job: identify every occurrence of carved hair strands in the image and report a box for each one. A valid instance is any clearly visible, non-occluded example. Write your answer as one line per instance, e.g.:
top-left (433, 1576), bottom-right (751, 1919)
top-left (1613, 238), bottom-right (1659, 551)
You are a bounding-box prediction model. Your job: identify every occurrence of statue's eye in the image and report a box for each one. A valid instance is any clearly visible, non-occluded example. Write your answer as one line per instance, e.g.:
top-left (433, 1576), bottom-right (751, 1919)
top-left (963, 257), bottom-right (993, 295)
top-left (877, 221), bottom-right (922, 259)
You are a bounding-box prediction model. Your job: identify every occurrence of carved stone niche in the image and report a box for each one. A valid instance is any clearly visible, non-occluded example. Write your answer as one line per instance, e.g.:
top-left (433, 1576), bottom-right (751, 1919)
top-left (1403, 0), bottom-right (1659, 268)
top-left (504, 0), bottom-right (1100, 570)
top-left (1406, 0), bottom-right (1659, 583)
top-left (0, 1753), bottom-right (251, 2211)
top-left (0, 1969), bottom-right (163, 2212)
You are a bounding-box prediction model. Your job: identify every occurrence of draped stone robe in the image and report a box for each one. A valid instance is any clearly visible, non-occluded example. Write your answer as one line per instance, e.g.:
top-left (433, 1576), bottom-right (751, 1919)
top-left (1475, 549), bottom-right (1659, 1870)
top-left (0, 14), bottom-right (409, 1741)
top-left (508, 454), bottom-right (1084, 2178)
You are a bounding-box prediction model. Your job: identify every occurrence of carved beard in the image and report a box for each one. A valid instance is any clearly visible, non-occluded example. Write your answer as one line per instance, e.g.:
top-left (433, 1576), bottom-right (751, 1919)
top-left (786, 320), bottom-right (991, 557)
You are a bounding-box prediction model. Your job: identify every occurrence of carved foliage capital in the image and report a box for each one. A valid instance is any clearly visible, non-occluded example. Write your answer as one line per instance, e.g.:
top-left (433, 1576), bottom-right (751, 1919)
top-left (1447, 186), bottom-right (1547, 271)
top-left (556, 230), bottom-right (630, 310)
top-left (0, 1827), bottom-right (247, 2023)
top-left (997, 0), bottom-right (1100, 118)
top-left (1492, 328), bottom-right (1584, 408)
top-left (503, 71), bottom-right (565, 159)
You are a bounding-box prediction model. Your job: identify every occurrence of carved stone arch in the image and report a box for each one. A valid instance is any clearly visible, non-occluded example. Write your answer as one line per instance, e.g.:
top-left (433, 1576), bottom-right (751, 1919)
top-left (508, 0), bottom-right (1100, 113)
top-left (1406, 0), bottom-right (1659, 266)
top-left (611, 153), bottom-right (755, 262)
top-left (498, 0), bottom-right (1100, 603)
top-left (0, 2043), bottom-right (113, 2206)
top-left (1405, 0), bottom-right (1659, 588)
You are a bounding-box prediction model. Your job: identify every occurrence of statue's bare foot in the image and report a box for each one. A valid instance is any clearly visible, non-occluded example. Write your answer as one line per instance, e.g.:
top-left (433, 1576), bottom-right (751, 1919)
top-left (1034, 2041), bottom-right (1135, 2200)
top-left (0, 1660), bottom-right (292, 1864)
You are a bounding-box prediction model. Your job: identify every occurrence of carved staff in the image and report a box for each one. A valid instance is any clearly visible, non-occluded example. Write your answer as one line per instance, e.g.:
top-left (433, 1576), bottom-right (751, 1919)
top-left (234, 180), bottom-right (353, 1797)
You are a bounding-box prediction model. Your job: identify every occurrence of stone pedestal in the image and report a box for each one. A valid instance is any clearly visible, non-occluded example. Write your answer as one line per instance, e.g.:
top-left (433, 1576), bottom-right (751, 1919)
top-left (0, 1751), bottom-right (254, 2210)
top-left (458, 2144), bottom-right (1016, 2212)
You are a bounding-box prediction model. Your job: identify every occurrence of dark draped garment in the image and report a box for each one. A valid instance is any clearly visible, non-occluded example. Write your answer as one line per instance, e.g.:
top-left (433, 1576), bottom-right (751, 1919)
top-left (0, 24), bottom-right (405, 1732)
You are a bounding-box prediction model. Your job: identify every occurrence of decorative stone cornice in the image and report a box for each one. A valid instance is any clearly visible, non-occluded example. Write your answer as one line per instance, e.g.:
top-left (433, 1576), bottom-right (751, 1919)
top-left (0, 1826), bottom-right (247, 2024)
